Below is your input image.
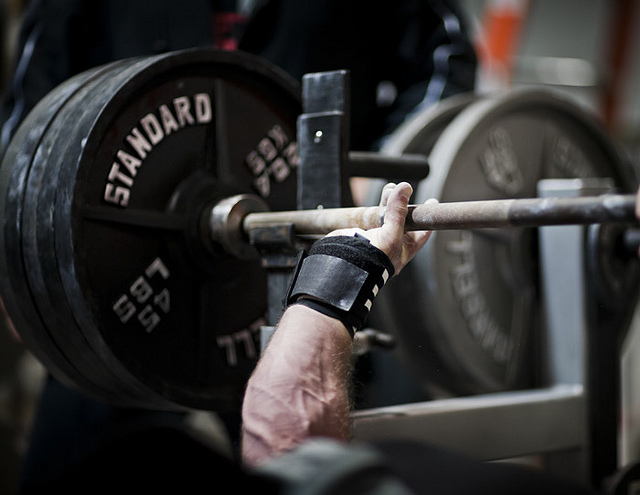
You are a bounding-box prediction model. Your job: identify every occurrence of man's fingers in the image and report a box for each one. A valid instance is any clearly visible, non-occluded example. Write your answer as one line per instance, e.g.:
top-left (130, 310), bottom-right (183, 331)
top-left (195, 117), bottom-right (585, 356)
top-left (324, 182), bottom-right (433, 275)
top-left (379, 182), bottom-right (397, 207)
top-left (382, 182), bottom-right (412, 236)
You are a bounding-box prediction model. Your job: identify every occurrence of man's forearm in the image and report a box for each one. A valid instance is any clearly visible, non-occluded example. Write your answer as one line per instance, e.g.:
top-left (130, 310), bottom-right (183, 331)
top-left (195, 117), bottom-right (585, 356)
top-left (241, 304), bottom-right (353, 467)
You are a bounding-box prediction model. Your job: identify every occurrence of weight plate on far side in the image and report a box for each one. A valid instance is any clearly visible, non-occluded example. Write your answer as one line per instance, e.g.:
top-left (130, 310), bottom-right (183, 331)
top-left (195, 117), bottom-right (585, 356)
top-left (374, 89), bottom-right (637, 397)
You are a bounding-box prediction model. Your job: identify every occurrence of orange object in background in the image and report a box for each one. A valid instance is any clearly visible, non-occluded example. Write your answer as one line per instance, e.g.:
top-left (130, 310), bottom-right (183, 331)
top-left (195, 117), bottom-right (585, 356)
top-left (476, 0), bottom-right (529, 83)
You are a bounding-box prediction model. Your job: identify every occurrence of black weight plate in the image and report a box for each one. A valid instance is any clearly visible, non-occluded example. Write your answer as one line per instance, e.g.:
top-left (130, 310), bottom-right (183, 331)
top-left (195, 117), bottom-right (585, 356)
top-left (0, 62), bottom-right (142, 404)
top-left (49, 48), bottom-right (300, 410)
top-left (23, 57), bottom-right (178, 409)
top-left (374, 89), bottom-right (637, 397)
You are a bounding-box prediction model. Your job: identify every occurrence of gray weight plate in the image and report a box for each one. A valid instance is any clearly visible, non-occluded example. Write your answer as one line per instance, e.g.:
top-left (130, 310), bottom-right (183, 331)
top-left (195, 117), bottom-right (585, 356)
top-left (373, 89), bottom-right (637, 397)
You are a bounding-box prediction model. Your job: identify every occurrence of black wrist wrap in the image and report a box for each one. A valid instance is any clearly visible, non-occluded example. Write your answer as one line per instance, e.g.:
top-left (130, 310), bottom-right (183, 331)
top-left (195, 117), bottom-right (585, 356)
top-left (285, 235), bottom-right (395, 337)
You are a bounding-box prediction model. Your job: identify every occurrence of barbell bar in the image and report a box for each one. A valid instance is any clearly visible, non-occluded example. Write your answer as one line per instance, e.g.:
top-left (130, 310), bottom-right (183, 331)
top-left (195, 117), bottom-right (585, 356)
top-left (85, 190), bottom-right (638, 257)
top-left (247, 193), bottom-right (637, 233)
top-left (207, 192), bottom-right (638, 258)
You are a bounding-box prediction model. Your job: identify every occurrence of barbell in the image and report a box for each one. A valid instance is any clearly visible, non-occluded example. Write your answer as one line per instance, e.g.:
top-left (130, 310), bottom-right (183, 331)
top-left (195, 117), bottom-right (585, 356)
top-left (246, 193), bottom-right (636, 233)
top-left (0, 48), bottom-right (637, 411)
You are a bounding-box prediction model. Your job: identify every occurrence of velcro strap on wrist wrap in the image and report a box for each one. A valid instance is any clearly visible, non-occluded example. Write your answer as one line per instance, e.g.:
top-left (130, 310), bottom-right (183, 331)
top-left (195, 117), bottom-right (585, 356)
top-left (285, 235), bottom-right (395, 337)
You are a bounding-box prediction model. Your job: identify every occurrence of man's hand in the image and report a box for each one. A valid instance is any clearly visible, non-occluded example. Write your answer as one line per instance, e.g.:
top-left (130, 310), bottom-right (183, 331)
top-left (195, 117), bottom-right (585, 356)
top-left (241, 182), bottom-right (434, 468)
top-left (328, 182), bottom-right (433, 274)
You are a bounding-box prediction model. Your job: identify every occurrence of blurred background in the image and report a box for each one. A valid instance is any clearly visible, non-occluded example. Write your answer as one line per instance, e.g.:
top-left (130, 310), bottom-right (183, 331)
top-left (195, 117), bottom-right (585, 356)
top-left (1, 0), bottom-right (640, 492)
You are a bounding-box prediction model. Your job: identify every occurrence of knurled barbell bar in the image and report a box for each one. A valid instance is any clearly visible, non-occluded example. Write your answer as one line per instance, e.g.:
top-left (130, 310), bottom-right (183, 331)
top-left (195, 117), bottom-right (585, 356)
top-left (204, 192), bottom-right (638, 259)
